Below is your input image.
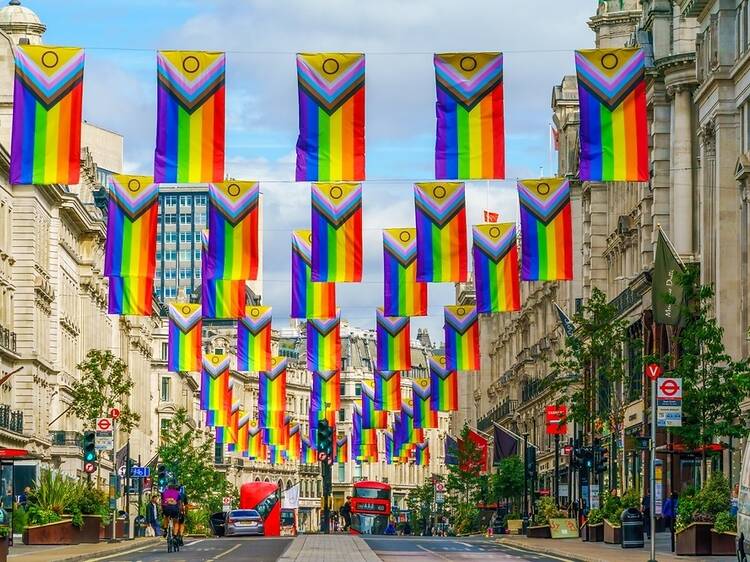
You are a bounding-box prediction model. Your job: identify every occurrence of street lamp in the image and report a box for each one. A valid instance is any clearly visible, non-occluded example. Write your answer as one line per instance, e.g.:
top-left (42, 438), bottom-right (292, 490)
top-left (522, 432), bottom-right (529, 534)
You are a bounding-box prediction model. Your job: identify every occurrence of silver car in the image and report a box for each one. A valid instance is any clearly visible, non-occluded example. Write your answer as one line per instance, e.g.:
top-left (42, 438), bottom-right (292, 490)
top-left (224, 509), bottom-right (265, 537)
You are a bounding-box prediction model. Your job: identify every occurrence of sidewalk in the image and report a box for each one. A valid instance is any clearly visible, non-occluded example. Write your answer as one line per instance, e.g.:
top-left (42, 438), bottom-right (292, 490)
top-left (499, 531), bottom-right (734, 562)
top-left (6, 537), bottom-right (161, 562)
top-left (279, 534), bottom-right (380, 562)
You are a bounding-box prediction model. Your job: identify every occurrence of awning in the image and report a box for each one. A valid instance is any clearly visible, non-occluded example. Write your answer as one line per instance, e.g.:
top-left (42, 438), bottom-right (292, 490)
top-left (0, 448), bottom-right (31, 459)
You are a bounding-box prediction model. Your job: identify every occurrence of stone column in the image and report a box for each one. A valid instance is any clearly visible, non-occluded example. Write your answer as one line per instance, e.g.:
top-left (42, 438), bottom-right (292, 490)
top-left (669, 85), bottom-right (694, 256)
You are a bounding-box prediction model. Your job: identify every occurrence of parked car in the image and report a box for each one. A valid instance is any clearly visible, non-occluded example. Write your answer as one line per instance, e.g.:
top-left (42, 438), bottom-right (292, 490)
top-left (225, 509), bottom-right (265, 537)
top-left (210, 512), bottom-right (226, 537)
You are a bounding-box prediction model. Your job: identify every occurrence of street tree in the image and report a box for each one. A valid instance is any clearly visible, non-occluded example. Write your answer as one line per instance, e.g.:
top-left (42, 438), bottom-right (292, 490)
top-left (70, 349), bottom-right (140, 431)
top-left (405, 480), bottom-right (436, 534)
top-left (672, 265), bottom-right (750, 481)
top-left (492, 455), bottom-right (524, 512)
top-left (445, 425), bottom-right (484, 533)
top-left (158, 409), bottom-right (233, 513)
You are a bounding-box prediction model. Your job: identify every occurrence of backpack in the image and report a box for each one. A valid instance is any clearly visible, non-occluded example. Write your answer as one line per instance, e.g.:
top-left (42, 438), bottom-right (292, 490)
top-left (162, 488), bottom-right (180, 507)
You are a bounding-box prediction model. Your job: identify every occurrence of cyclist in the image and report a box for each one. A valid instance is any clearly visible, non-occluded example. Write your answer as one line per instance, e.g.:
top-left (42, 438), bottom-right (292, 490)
top-left (160, 482), bottom-right (182, 544)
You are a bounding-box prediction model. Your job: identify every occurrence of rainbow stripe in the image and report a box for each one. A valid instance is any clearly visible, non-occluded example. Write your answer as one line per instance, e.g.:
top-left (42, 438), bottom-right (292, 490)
top-left (311, 183), bottom-right (363, 282)
top-left (412, 378), bottom-right (438, 429)
top-left (376, 308), bottom-right (411, 371)
top-left (264, 424), bottom-right (289, 450)
top-left (311, 370), bottom-right (341, 414)
top-left (201, 231), bottom-right (246, 318)
top-left (236, 412), bottom-right (250, 456)
top-left (302, 437), bottom-right (317, 464)
top-left (444, 305), bottom-right (480, 371)
top-left (155, 51), bottom-right (225, 183)
top-left (104, 176), bottom-right (158, 278)
top-left (374, 370), bottom-right (401, 412)
top-left (434, 52), bottom-right (504, 180)
top-left (108, 276), bottom-right (154, 316)
top-left (383, 228), bottom-right (427, 317)
top-left (306, 312), bottom-right (341, 372)
top-left (415, 441), bottom-right (430, 466)
top-left (291, 230), bottom-right (337, 319)
top-left (205, 182), bottom-right (259, 280)
top-left (575, 48), bottom-right (648, 182)
top-left (258, 356), bottom-right (287, 428)
top-left (237, 306), bottom-right (272, 372)
top-left (248, 421), bottom-right (266, 460)
top-left (287, 425), bottom-right (301, 461)
top-left (296, 53), bottom-right (365, 181)
top-left (429, 355), bottom-right (458, 412)
top-left (168, 303), bottom-right (202, 372)
top-left (269, 446), bottom-right (286, 465)
top-left (336, 436), bottom-right (349, 463)
top-left (472, 223), bottom-right (520, 313)
top-left (414, 182), bottom-right (468, 282)
top-left (517, 179), bottom-right (573, 281)
top-left (200, 354), bottom-right (230, 412)
top-left (361, 380), bottom-right (388, 429)
top-left (10, 46), bottom-right (84, 185)
top-left (384, 432), bottom-right (394, 464)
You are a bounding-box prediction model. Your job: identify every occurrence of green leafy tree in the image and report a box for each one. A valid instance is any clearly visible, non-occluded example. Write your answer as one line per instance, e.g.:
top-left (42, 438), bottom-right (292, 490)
top-left (672, 266), bottom-right (750, 480)
top-left (405, 480), bottom-right (436, 534)
top-left (445, 426), bottom-right (485, 533)
top-left (157, 409), bottom-right (233, 513)
top-left (70, 349), bottom-right (140, 431)
top-left (493, 455), bottom-right (524, 511)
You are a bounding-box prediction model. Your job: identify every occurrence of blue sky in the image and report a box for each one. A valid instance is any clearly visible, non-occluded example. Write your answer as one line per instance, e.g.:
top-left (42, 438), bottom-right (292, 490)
top-left (30, 0), bottom-right (596, 341)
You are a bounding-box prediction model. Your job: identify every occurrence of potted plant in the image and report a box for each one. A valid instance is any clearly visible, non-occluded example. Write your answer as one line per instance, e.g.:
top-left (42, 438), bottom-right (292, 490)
top-left (710, 511), bottom-right (736, 555)
top-left (0, 524), bottom-right (9, 562)
top-left (77, 482), bottom-right (109, 543)
top-left (583, 508), bottom-right (604, 542)
top-left (22, 470), bottom-right (82, 545)
top-left (527, 497), bottom-right (564, 538)
top-left (676, 474), bottom-right (731, 555)
top-left (601, 490), bottom-right (623, 544)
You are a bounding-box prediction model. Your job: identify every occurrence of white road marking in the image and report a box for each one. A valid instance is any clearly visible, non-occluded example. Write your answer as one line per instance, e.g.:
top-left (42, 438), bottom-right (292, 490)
top-left (206, 542), bottom-right (242, 561)
top-left (417, 543), bottom-right (452, 560)
top-left (458, 541), bottom-right (473, 547)
top-left (498, 541), bottom-right (576, 562)
top-left (82, 542), bottom-right (160, 561)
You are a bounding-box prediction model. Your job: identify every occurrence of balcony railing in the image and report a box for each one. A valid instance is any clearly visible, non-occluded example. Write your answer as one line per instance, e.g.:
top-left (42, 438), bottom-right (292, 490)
top-left (0, 325), bottom-right (17, 354)
top-left (50, 431), bottom-right (81, 446)
top-left (477, 400), bottom-right (519, 432)
top-left (0, 404), bottom-right (23, 434)
top-left (522, 377), bottom-right (554, 402)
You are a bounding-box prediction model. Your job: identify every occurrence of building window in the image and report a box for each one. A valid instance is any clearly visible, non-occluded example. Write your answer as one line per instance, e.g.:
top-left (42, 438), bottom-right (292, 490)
top-left (194, 269), bottom-right (202, 279)
top-left (179, 232), bottom-right (192, 243)
top-left (164, 286), bottom-right (178, 298)
top-left (164, 195), bottom-right (177, 206)
top-left (179, 250), bottom-right (191, 261)
top-left (179, 268), bottom-right (191, 279)
top-left (156, 251), bottom-right (162, 261)
top-left (354, 383), bottom-right (361, 397)
top-left (194, 232), bottom-right (202, 243)
top-left (179, 214), bottom-right (192, 225)
top-left (338, 408), bottom-right (345, 422)
top-left (161, 342), bottom-right (168, 360)
top-left (194, 250), bottom-right (201, 260)
top-left (196, 213), bottom-right (206, 225)
top-left (179, 195), bottom-right (192, 207)
top-left (164, 232), bottom-right (177, 243)
top-left (164, 213), bottom-right (177, 224)
top-left (195, 195), bottom-right (207, 206)
top-left (161, 376), bottom-right (170, 402)
top-left (338, 463), bottom-right (345, 483)
top-left (340, 383), bottom-right (346, 397)
top-left (160, 418), bottom-right (170, 435)
top-left (164, 268), bottom-right (177, 280)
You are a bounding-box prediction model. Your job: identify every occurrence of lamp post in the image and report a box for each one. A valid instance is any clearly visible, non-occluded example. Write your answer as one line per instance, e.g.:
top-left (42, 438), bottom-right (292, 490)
top-left (522, 432), bottom-right (529, 534)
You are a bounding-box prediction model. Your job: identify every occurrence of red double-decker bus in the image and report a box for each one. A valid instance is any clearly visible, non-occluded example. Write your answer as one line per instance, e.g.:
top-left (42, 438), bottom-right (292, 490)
top-left (350, 481), bottom-right (391, 535)
top-left (239, 482), bottom-right (280, 536)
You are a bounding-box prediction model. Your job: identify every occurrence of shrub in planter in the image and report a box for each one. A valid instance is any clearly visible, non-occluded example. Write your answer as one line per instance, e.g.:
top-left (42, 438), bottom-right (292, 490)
top-left (587, 508), bottom-right (604, 525)
top-left (601, 491), bottom-right (622, 527)
top-left (710, 511), bottom-right (737, 556)
top-left (529, 497), bottom-right (564, 538)
top-left (584, 508), bottom-right (604, 542)
top-left (11, 504), bottom-right (28, 534)
top-left (0, 525), bottom-right (8, 562)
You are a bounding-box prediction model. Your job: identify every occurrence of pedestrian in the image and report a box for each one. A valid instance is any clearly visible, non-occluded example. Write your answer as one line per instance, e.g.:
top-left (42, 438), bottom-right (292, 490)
top-left (341, 496), bottom-right (352, 531)
top-left (385, 520), bottom-right (396, 535)
top-left (403, 521), bottom-right (411, 535)
top-left (662, 492), bottom-right (678, 552)
top-left (17, 486), bottom-right (30, 510)
top-left (146, 495), bottom-right (161, 537)
top-left (642, 492), bottom-right (651, 539)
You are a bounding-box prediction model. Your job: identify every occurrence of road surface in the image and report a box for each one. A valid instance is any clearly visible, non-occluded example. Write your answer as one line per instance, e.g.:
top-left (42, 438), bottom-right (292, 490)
top-left (364, 536), bottom-right (579, 561)
top-left (83, 536), bottom-right (293, 562)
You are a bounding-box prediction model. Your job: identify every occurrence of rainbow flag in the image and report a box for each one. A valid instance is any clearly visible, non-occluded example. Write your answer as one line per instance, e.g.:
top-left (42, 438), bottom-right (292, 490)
top-left (444, 305), bottom-right (480, 371)
top-left (200, 354), bottom-right (230, 412)
top-left (264, 416), bottom-right (290, 450)
top-left (155, 51), bottom-right (225, 183)
top-left (291, 229), bottom-right (337, 319)
top-left (219, 402), bottom-right (240, 447)
top-left (311, 183), bottom-right (363, 282)
top-left (414, 182), bottom-right (467, 282)
top-left (205, 182), bottom-right (259, 280)
top-left (472, 223), bottom-right (520, 313)
top-left (412, 378), bottom-right (438, 429)
top-left (376, 308), bottom-right (411, 371)
top-left (302, 437), bottom-right (318, 464)
top-left (434, 52), bottom-right (504, 180)
top-left (374, 370), bottom-right (401, 412)
top-left (429, 355), bottom-right (458, 412)
top-left (415, 441), bottom-right (430, 466)
top-left (10, 45), bottom-right (84, 185)
top-left (353, 408), bottom-right (378, 463)
top-left (108, 276), bottom-right (154, 316)
top-left (269, 446), bottom-right (286, 465)
top-left (306, 312), bottom-right (341, 372)
top-left (104, 175), bottom-right (158, 278)
top-left (287, 425), bottom-right (301, 461)
top-left (236, 412), bottom-right (250, 456)
top-left (517, 178), bottom-right (573, 281)
top-left (201, 231), bottom-right (246, 318)
top-left (296, 53), bottom-right (365, 181)
top-left (336, 435), bottom-right (349, 463)
top-left (167, 303), bottom-right (202, 372)
top-left (383, 228), bottom-right (427, 317)
top-left (361, 379), bottom-right (388, 429)
top-left (248, 420), bottom-right (266, 460)
top-left (311, 370), bottom-right (341, 414)
top-left (237, 306), bottom-right (272, 372)
top-left (384, 432), bottom-right (394, 464)
top-left (575, 48), bottom-right (647, 182)
top-left (258, 356), bottom-right (287, 428)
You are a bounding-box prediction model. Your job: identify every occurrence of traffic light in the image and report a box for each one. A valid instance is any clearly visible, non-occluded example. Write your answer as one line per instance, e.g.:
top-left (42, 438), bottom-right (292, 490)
top-left (82, 431), bottom-right (97, 473)
top-left (584, 448), bottom-right (593, 470)
top-left (595, 448), bottom-right (609, 474)
top-left (157, 463), bottom-right (168, 489)
top-left (317, 419), bottom-right (333, 461)
top-left (524, 446), bottom-right (536, 480)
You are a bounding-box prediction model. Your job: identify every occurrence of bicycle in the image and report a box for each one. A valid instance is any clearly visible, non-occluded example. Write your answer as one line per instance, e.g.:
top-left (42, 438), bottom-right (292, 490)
top-left (166, 516), bottom-right (180, 553)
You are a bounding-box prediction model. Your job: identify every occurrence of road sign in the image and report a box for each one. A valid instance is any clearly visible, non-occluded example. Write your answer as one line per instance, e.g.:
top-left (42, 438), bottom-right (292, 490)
top-left (130, 466), bottom-right (150, 478)
top-left (95, 431), bottom-right (113, 451)
top-left (545, 405), bottom-right (567, 435)
top-left (657, 377), bottom-right (682, 427)
top-left (96, 418), bottom-right (112, 431)
top-left (83, 462), bottom-right (96, 474)
top-left (117, 465), bottom-right (126, 478)
top-left (222, 496), bottom-right (232, 513)
top-left (434, 482), bottom-right (446, 493)
top-left (109, 408), bottom-right (120, 420)
top-left (645, 363), bottom-right (663, 381)
top-left (435, 492), bottom-right (445, 504)
top-left (657, 378), bottom-right (682, 400)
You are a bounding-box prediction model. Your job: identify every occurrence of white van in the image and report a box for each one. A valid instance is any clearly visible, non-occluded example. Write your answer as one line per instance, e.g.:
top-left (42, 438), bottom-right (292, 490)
top-left (738, 439), bottom-right (750, 560)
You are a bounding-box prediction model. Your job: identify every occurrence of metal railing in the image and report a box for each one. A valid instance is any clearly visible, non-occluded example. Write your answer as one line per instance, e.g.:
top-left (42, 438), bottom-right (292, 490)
top-left (477, 400), bottom-right (519, 432)
top-left (0, 404), bottom-right (23, 434)
top-left (50, 431), bottom-right (81, 446)
top-left (0, 325), bottom-right (17, 354)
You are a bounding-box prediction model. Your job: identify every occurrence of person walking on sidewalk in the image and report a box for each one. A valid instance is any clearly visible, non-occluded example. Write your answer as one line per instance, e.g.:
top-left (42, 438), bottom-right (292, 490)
top-left (642, 492), bottom-right (651, 539)
top-left (146, 495), bottom-right (161, 537)
top-left (662, 492), bottom-right (678, 552)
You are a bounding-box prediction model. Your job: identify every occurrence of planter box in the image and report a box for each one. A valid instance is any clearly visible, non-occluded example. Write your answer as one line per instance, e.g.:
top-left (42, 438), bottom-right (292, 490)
top-left (603, 520), bottom-right (621, 544)
top-left (527, 525), bottom-right (551, 539)
top-left (80, 515), bottom-right (102, 544)
top-left (710, 530), bottom-right (736, 556)
top-left (99, 519), bottom-right (125, 540)
top-left (583, 522), bottom-right (603, 542)
top-left (22, 519), bottom-right (79, 545)
top-left (676, 522), bottom-right (713, 556)
top-left (0, 537), bottom-right (8, 562)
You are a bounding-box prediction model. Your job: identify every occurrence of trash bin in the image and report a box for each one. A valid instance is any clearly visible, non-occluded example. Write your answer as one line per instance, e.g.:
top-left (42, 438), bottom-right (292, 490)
top-left (134, 515), bottom-right (146, 538)
top-left (620, 507), bottom-right (644, 548)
